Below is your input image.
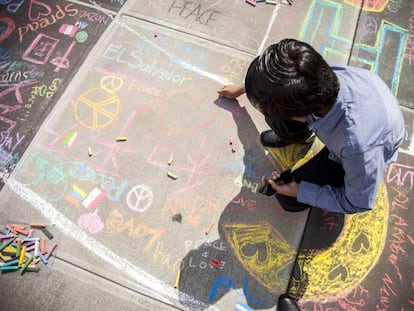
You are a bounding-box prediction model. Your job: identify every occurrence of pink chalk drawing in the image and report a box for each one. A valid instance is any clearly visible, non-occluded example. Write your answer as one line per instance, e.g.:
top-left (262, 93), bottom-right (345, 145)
top-left (77, 209), bottom-right (104, 234)
top-left (22, 33), bottom-right (59, 65)
top-left (28, 0), bottom-right (52, 21)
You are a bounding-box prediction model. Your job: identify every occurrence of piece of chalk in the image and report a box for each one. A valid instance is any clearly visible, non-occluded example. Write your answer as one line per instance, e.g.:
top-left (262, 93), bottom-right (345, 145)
top-left (38, 252), bottom-right (48, 265)
top-left (229, 137), bottom-right (233, 145)
top-left (14, 227), bottom-right (29, 235)
top-left (246, 0), bottom-right (256, 6)
top-left (34, 240), bottom-right (39, 257)
top-left (20, 255), bottom-right (33, 274)
top-left (205, 221), bottom-right (214, 235)
top-left (154, 29), bottom-right (159, 37)
top-left (231, 148), bottom-right (236, 153)
top-left (45, 243), bottom-right (58, 260)
top-left (0, 237), bottom-right (16, 252)
top-left (265, 0), bottom-right (278, 4)
top-left (2, 259), bottom-right (19, 267)
top-left (30, 223), bottom-right (46, 228)
top-left (16, 240), bottom-right (21, 257)
top-left (18, 246), bottom-right (26, 266)
top-left (174, 261), bottom-right (183, 288)
top-left (88, 147), bottom-right (93, 157)
top-left (41, 227), bottom-right (53, 240)
top-left (0, 266), bottom-right (19, 271)
top-left (12, 224), bottom-right (26, 230)
top-left (167, 171), bottom-right (178, 180)
top-left (116, 137), bottom-right (127, 141)
top-left (40, 237), bottom-right (46, 254)
top-left (168, 157), bottom-right (174, 165)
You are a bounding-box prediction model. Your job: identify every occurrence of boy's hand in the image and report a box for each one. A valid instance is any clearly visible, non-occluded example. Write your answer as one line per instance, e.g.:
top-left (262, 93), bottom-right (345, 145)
top-left (264, 170), bottom-right (299, 198)
top-left (217, 84), bottom-right (245, 99)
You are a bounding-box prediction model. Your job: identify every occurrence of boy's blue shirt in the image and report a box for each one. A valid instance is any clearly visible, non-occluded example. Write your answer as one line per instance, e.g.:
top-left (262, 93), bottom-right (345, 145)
top-left (299, 65), bottom-right (405, 214)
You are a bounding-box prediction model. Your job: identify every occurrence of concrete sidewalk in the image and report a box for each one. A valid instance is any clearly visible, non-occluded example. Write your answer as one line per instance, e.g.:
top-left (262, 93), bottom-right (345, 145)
top-left (1, 1), bottom-right (413, 310)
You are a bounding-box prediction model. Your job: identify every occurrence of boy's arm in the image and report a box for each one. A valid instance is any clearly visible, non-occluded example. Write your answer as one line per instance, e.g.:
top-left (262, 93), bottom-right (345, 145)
top-left (217, 84), bottom-right (245, 99)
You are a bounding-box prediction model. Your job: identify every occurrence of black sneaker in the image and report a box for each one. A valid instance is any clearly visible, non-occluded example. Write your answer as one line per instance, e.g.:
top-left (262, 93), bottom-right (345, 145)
top-left (260, 130), bottom-right (314, 148)
top-left (277, 294), bottom-right (300, 311)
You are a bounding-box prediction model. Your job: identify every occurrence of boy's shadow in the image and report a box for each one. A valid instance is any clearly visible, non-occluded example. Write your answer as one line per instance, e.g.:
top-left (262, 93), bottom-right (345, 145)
top-left (178, 97), bottom-right (344, 310)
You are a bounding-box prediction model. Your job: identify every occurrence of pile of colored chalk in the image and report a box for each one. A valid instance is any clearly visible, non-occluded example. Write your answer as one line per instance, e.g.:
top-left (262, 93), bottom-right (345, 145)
top-left (0, 223), bottom-right (58, 275)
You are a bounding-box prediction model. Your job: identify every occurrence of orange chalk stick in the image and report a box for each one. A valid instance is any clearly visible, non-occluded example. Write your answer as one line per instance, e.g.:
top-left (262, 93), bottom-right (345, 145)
top-left (40, 237), bottom-right (46, 254)
top-left (205, 221), bottom-right (215, 235)
top-left (12, 224), bottom-right (26, 230)
top-left (14, 227), bottom-right (29, 235)
top-left (30, 223), bottom-right (46, 228)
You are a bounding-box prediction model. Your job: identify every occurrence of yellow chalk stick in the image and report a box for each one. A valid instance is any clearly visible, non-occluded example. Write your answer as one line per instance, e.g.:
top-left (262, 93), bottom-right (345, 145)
top-left (167, 171), bottom-right (178, 180)
top-left (116, 137), bottom-right (127, 141)
top-left (174, 261), bottom-right (183, 288)
top-left (88, 147), bottom-right (93, 157)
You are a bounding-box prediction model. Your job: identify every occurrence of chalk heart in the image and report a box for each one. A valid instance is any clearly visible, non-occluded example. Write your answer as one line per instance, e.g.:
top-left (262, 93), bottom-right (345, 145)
top-left (224, 223), bottom-right (297, 293)
top-left (29, 0), bottom-right (52, 21)
top-left (78, 210), bottom-right (104, 234)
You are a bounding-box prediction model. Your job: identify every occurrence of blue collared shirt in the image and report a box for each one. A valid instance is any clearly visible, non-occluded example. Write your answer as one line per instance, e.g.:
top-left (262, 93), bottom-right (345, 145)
top-left (298, 65), bottom-right (405, 214)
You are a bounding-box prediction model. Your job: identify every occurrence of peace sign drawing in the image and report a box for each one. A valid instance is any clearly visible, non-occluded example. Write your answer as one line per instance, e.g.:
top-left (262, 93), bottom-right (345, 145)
top-left (75, 76), bottom-right (123, 130)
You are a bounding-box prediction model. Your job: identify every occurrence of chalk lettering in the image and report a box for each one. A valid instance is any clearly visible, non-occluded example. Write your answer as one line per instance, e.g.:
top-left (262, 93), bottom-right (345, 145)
top-left (168, 0), bottom-right (220, 26)
top-left (105, 209), bottom-right (165, 252)
top-left (18, 4), bottom-right (78, 42)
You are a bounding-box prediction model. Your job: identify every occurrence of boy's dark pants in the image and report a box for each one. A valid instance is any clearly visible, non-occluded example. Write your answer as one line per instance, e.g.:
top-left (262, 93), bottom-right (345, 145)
top-left (276, 147), bottom-right (345, 212)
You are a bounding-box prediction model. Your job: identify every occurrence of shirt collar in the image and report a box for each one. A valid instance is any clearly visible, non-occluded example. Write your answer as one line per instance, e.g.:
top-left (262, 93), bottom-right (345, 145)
top-left (305, 82), bottom-right (346, 132)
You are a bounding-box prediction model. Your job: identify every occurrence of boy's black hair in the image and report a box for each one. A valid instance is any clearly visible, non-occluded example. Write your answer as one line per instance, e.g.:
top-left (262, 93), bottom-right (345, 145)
top-left (245, 39), bottom-right (339, 119)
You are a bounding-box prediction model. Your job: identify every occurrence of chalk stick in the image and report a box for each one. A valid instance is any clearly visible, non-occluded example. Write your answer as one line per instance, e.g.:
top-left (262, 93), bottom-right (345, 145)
top-left (154, 29), bottom-right (159, 37)
top-left (265, 0), bottom-right (278, 4)
top-left (23, 237), bottom-right (40, 242)
top-left (12, 224), bottom-right (26, 230)
top-left (167, 171), bottom-right (178, 180)
top-left (40, 237), bottom-right (46, 254)
top-left (0, 234), bottom-right (14, 240)
top-left (116, 136), bottom-right (127, 141)
top-left (205, 221), bottom-right (214, 235)
top-left (174, 261), bottom-right (183, 288)
top-left (34, 240), bottom-right (39, 257)
top-left (0, 266), bottom-right (19, 271)
top-left (246, 0), bottom-right (256, 6)
top-left (0, 237), bottom-right (16, 252)
top-left (168, 157), bottom-right (174, 165)
top-left (45, 243), bottom-right (58, 260)
top-left (2, 258), bottom-right (19, 267)
top-left (88, 147), bottom-right (93, 157)
top-left (14, 227), bottom-right (29, 235)
top-left (18, 246), bottom-right (26, 266)
top-left (30, 223), bottom-right (46, 228)
top-left (40, 227), bottom-right (53, 240)
top-left (38, 253), bottom-right (48, 265)
top-left (20, 255), bottom-right (33, 275)
top-left (16, 240), bottom-right (21, 257)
